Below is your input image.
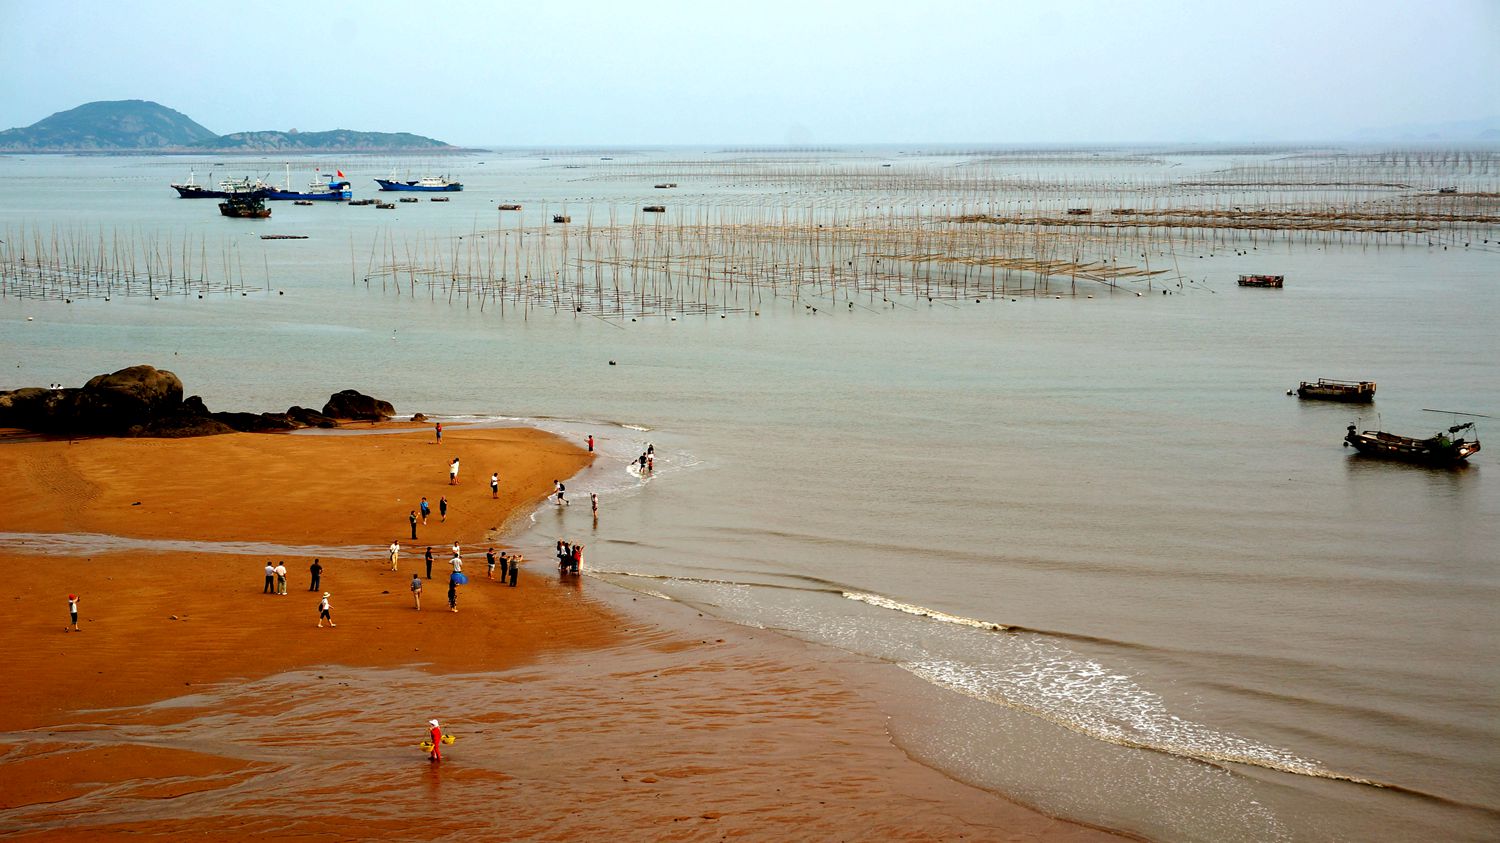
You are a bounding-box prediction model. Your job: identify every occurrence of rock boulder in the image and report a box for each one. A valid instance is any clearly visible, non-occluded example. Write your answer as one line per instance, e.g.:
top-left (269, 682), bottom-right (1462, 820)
top-left (322, 389), bottom-right (395, 421)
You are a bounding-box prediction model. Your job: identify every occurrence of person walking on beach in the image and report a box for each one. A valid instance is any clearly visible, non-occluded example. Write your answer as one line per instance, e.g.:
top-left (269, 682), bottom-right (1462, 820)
top-left (508, 556), bottom-right (518, 587)
top-left (451, 540), bottom-right (461, 562)
top-left (428, 719), bottom-right (443, 761)
top-left (263, 561), bottom-right (276, 594)
top-left (389, 540), bottom-right (401, 571)
top-left (275, 561), bottom-right (288, 595)
top-left (420, 496), bottom-right (430, 525)
top-left (486, 547), bottom-right (496, 580)
top-left (409, 510), bottom-right (418, 540)
top-left (66, 593), bottom-right (80, 632)
top-left (647, 455), bottom-right (653, 474)
top-left (434, 422), bottom-right (442, 444)
top-left (411, 573), bottom-right (423, 610)
top-left (424, 546), bottom-right (433, 580)
top-left (309, 558), bottom-right (322, 592)
top-left (439, 496), bottom-right (448, 523)
top-left (449, 457), bottom-right (460, 485)
top-left (490, 472), bottom-right (499, 499)
top-left (317, 592), bottom-right (335, 628)
top-left (591, 493), bottom-right (598, 516)
top-left (586, 434), bottom-right (593, 452)
top-left (447, 579), bottom-right (458, 612)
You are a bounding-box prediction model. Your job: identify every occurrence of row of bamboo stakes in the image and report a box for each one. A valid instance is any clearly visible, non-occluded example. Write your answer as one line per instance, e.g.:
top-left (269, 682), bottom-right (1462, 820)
top-left (5, 150), bottom-right (1497, 312)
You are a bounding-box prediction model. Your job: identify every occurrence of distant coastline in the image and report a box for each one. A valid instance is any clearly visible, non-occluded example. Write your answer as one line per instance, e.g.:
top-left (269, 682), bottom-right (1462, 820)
top-left (0, 99), bottom-right (478, 154)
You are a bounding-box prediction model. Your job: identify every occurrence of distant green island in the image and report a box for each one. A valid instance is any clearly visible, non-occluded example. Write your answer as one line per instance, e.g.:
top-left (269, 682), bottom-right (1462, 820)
top-left (0, 100), bottom-right (465, 153)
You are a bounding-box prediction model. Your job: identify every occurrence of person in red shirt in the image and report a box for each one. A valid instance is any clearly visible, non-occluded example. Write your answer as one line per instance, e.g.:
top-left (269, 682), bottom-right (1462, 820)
top-left (428, 719), bottom-right (443, 761)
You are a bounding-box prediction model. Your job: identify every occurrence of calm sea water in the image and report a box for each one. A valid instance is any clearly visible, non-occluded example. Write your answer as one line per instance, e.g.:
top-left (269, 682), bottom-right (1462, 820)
top-left (2, 150), bottom-right (1498, 841)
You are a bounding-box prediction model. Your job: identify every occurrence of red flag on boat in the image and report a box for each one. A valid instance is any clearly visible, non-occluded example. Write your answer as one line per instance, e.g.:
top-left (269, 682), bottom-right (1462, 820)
top-left (336, 170), bottom-right (345, 178)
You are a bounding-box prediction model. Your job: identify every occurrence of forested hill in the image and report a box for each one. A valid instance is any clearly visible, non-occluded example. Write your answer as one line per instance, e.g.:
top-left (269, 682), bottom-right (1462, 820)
top-left (0, 100), bottom-right (459, 152)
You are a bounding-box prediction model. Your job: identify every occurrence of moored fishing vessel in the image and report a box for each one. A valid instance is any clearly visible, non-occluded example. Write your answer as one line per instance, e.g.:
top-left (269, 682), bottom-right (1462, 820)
top-left (1297, 378), bottom-right (1376, 403)
top-left (218, 192), bottom-right (271, 218)
top-left (374, 174), bottom-right (462, 192)
top-left (1343, 419), bottom-right (1480, 464)
top-left (172, 170), bottom-right (271, 198)
top-left (265, 165), bottom-right (352, 201)
top-left (1238, 274), bottom-right (1284, 288)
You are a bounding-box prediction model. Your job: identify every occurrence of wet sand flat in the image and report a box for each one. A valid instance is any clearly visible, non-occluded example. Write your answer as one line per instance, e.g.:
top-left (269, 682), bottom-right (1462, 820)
top-left (0, 427), bottom-right (1120, 840)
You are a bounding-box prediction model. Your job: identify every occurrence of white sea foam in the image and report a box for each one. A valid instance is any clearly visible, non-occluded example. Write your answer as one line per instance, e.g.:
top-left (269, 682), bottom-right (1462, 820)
top-left (844, 591), bottom-right (1009, 631)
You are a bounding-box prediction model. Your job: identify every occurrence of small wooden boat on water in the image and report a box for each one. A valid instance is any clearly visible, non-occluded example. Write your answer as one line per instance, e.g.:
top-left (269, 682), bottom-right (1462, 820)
top-left (643, 205), bottom-right (666, 213)
top-left (376, 202), bottom-right (396, 210)
top-left (1298, 378), bottom-right (1376, 403)
top-left (553, 214), bottom-right (571, 223)
top-left (1344, 420), bottom-right (1481, 464)
top-left (260, 234), bottom-right (308, 240)
top-left (219, 193), bottom-right (270, 218)
top-left (498, 204), bottom-right (522, 211)
top-left (1238, 274), bottom-right (1284, 288)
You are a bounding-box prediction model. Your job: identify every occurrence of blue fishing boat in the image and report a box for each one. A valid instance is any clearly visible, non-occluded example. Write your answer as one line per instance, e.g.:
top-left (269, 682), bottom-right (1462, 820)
top-left (374, 174), bottom-right (463, 192)
top-left (264, 165), bottom-right (352, 201)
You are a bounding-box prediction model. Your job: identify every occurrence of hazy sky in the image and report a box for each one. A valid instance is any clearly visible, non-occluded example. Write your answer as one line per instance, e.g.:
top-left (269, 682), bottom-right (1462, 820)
top-left (2, 0), bottom-right (1496, 145)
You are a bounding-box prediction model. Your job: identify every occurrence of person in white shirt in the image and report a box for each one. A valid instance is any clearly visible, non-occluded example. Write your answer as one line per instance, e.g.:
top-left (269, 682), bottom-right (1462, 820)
top-left (449, 457), bottom-right (460, 485)
top-left (389, 540), bottom-right (400, 571)
top-left (274, 562), bottom-right (288, 595)
top-left (317, 593), bottom-right (335, 628)
top-left (263, 562), bottom-right (276, 594)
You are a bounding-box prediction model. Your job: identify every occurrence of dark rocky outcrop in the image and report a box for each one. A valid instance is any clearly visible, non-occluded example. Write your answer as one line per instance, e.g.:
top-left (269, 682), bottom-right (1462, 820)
top-left (211, 411), bottom-right (299, 433)
top-left (322, 390), bottom-right (395, 421)
top-left (0, 365), bottom-right (396, 438)
top-left (287, 406), bottom-right (338, 428)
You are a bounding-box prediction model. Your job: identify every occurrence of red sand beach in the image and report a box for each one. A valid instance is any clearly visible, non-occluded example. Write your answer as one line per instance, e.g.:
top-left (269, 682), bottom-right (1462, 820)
top-left (0, 425), bottom-right (1123, 841)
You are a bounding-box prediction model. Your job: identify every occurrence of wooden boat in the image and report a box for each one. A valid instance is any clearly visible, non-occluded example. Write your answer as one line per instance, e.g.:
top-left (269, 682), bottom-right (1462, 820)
top-left (498, 204), bottom-right (522, 211)
top-left (1238, 274), bottom-right (1284, 288)
top-left (349, 199), bottom-right (376, 206)
top-left (1298, 378), bottom-right (1376, 403)
top-left (399, 197), bottom-right (420, 203)
top-left (218, 193), bottom-right (270, 218)
top-left (1344, 421), bottom-right (1480, 464)
top-left (643, 205), bottom-right (666, 213)
top-left (430, 197), bottom-right (450, 202)
top-left (1066, 208), bottom-right (1092, 215)
top-left (260, 234), bottom-right (308, 240)
top-left (653, 183), bottom-right (677, 189)
top-left (293, 200), bottom-right (314, 206)
top-left (376, 202), bottom-right (396, 210)
top-left (552, 214), bottom-right (571, 223)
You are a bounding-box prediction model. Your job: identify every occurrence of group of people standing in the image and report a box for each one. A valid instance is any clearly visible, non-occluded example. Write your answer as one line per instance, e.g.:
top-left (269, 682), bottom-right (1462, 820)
top-left (556, 540), bottom-right (584, 575)
top-left (257, 559), bottom-right (335, 627)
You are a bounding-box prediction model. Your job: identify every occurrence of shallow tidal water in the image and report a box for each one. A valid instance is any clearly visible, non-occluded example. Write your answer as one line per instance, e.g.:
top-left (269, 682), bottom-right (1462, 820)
top-left (2, 149), bottom-right (1498, 841)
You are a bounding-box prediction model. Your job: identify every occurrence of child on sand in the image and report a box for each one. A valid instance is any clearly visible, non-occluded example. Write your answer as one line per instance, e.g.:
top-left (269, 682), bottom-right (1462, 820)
top-left (447, 581), bottom-right (458, 612)
top-left (435, 422), bottom-right (442, 443)
top-left (317, 593), bottom-right (335, 627)
top-left (66, 593), bottom-right (80, 632)
top-left (587, 434), bottom-right (594, 452)
top-left (420, 497), bottom-right (430, 525)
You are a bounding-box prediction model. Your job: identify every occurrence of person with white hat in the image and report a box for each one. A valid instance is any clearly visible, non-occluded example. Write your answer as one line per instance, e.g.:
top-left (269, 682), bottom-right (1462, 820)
top-left (317, 593), bottom-right (335, 628)
top-left (428, 719), bottom-right (443, 761)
